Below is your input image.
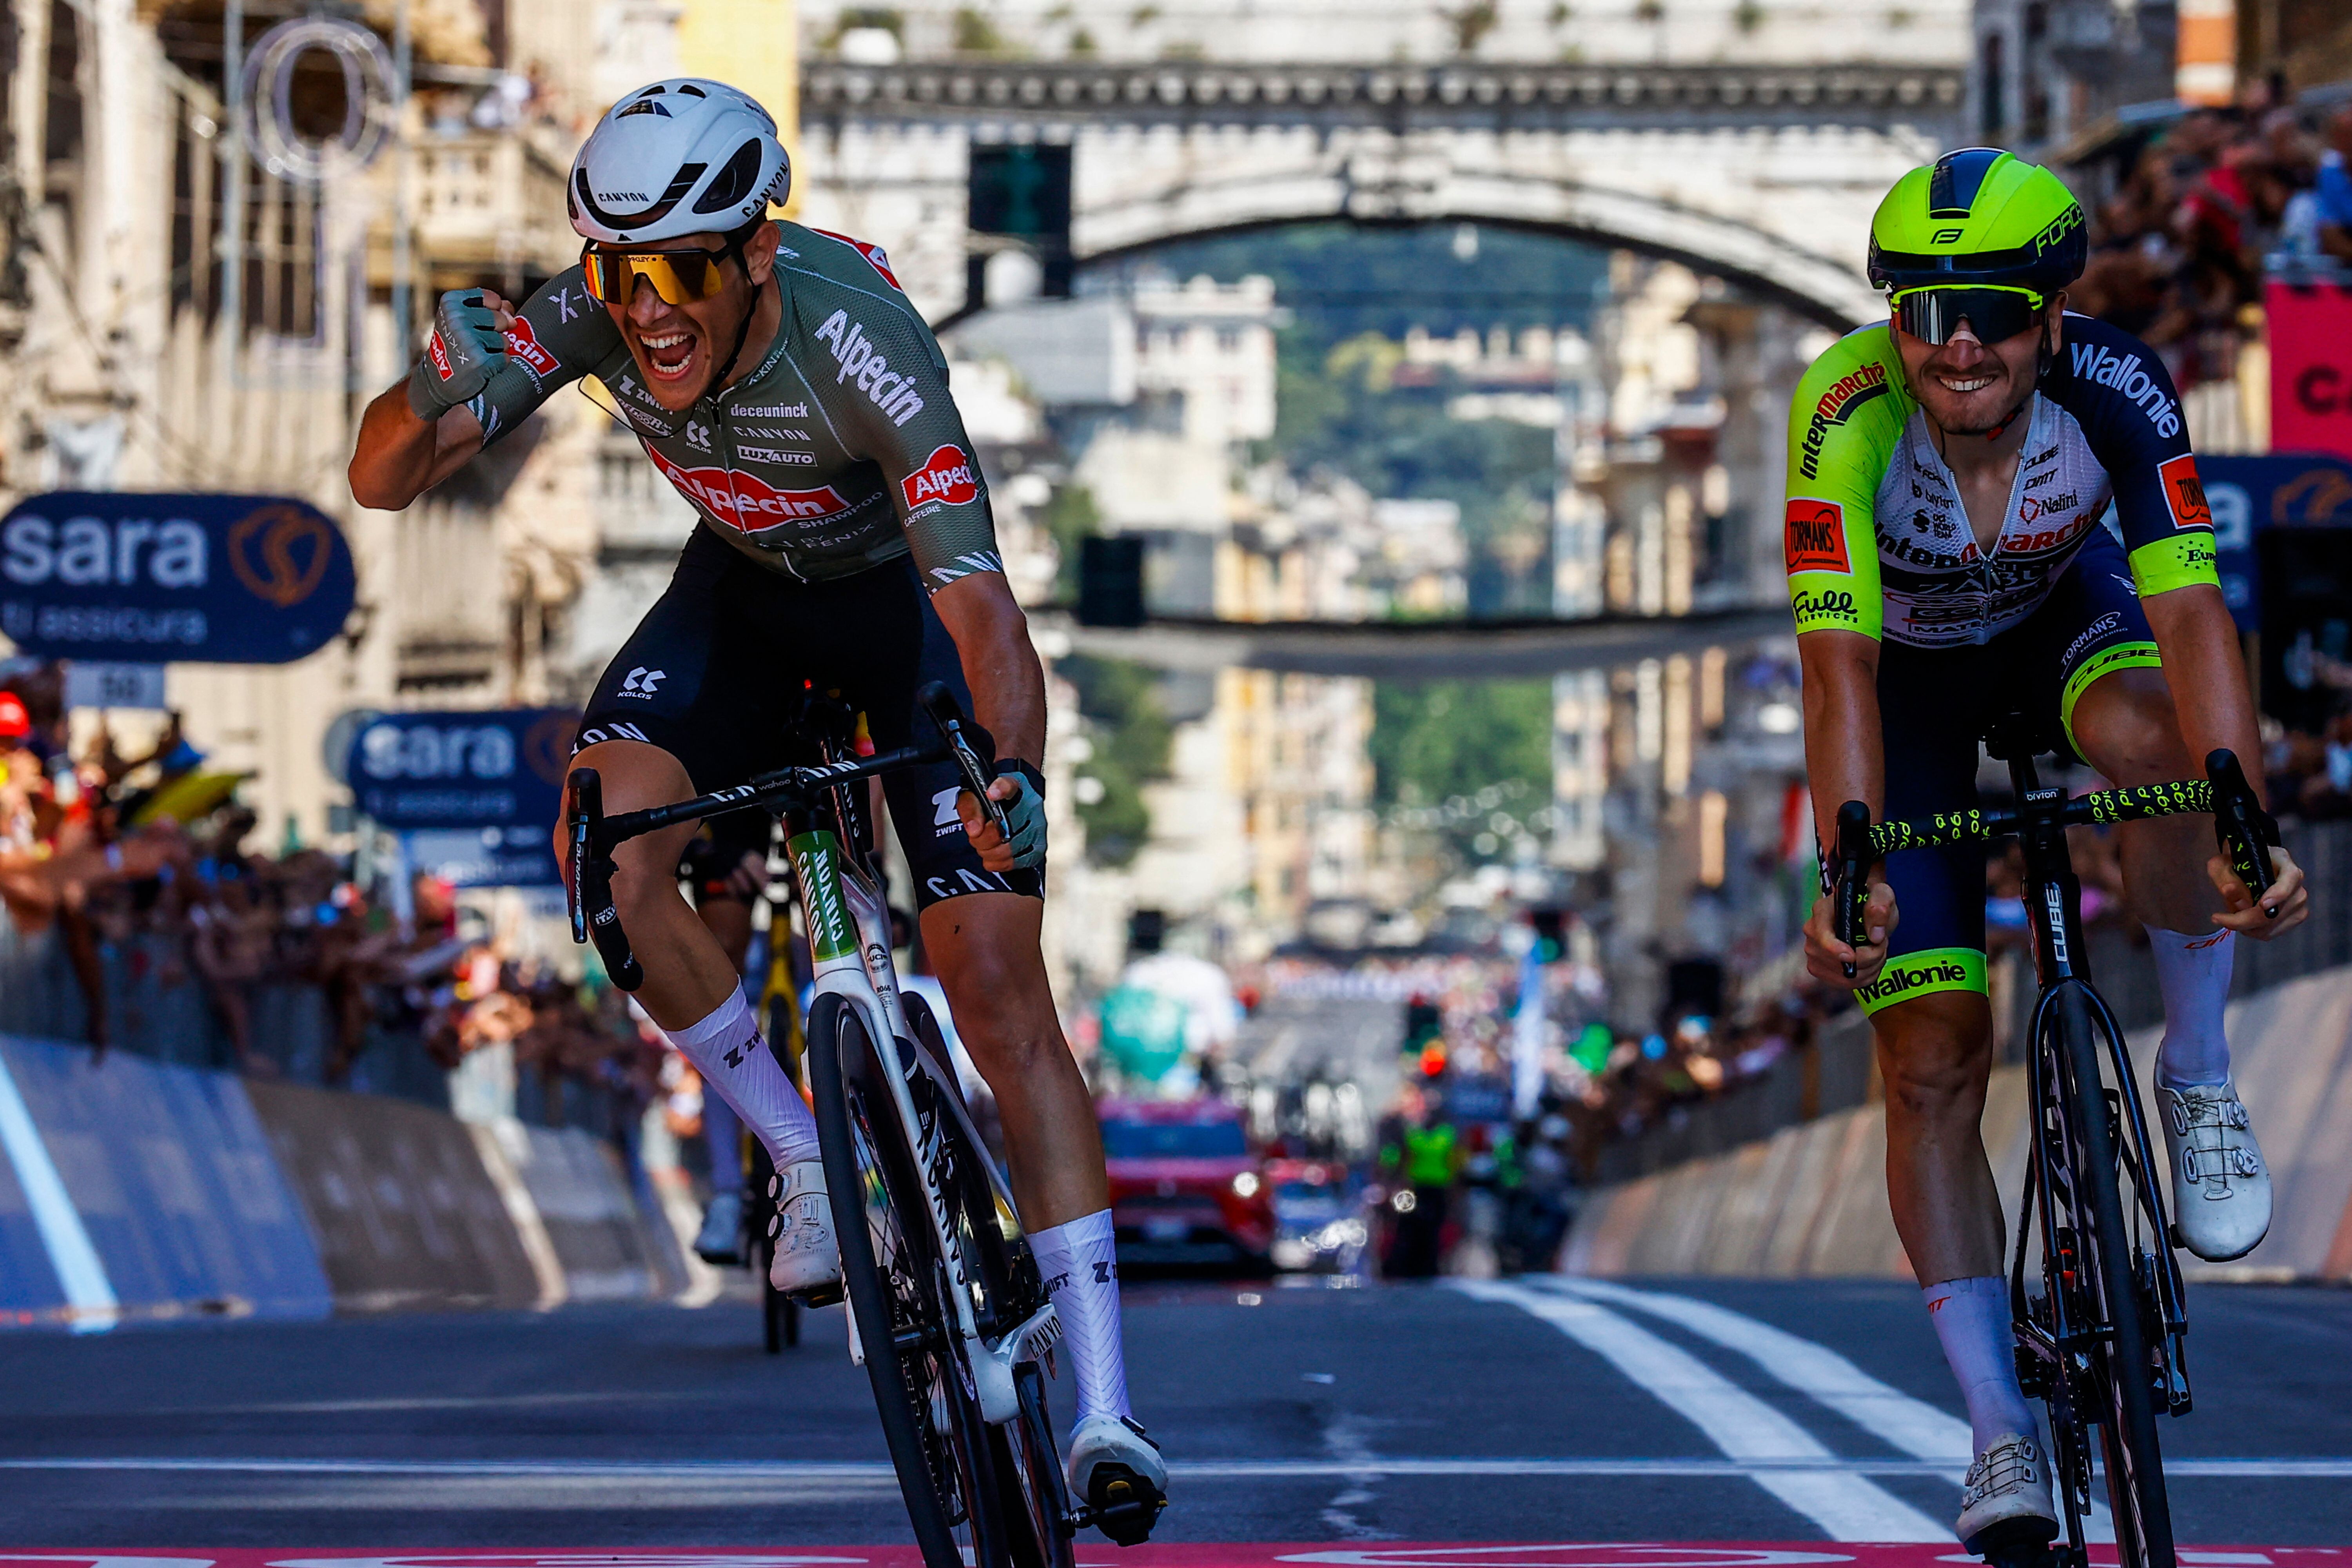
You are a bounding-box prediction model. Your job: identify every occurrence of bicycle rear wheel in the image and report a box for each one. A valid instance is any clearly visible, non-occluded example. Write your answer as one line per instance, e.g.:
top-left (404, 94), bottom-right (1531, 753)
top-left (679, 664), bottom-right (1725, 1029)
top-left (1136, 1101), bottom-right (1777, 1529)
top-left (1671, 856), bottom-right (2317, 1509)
top-left (808, 992), bottom-right (1012, 1568)
top-left (2051, 986), bottom-right (2175, 1568)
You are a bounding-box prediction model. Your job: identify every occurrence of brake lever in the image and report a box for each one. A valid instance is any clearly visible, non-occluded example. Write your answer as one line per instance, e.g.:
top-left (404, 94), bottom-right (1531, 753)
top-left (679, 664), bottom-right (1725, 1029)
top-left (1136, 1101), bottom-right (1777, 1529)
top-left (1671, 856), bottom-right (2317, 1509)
top-left (566, 768), bottom-right (644, 991)
top-left (916, 681), bottom-right (1011, 839)
top-left (1833, 800), bottom-right (1873, 981)
top-left (2204, 749), bottom-right (2279, 911)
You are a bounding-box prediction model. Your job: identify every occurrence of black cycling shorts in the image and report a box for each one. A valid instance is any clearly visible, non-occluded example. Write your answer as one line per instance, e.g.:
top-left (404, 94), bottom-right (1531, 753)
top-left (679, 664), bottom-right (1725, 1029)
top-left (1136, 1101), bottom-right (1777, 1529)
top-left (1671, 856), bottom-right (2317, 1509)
top-left (575, 528), bottom-right (1038, 911)
top-left (1862, 525), bottom-right (2161, 1016)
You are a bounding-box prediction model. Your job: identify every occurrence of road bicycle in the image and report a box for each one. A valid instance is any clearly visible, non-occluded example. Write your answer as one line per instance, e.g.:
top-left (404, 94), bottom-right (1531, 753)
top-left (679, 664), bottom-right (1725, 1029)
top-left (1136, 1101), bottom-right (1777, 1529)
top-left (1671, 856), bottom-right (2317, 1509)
top-left (1831, 719), bottom-right (2279, 1568)
top-left (568, 685), bottom-right (1100, 1568)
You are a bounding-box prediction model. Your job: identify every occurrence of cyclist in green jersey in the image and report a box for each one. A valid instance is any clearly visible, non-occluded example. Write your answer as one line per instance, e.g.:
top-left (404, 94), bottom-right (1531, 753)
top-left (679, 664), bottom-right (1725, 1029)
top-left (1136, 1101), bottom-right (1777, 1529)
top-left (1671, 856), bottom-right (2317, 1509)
top-left (1787, 151), bottom-right (2308, 1555)
top-left (348, 77), bottom-right (1165, 1528)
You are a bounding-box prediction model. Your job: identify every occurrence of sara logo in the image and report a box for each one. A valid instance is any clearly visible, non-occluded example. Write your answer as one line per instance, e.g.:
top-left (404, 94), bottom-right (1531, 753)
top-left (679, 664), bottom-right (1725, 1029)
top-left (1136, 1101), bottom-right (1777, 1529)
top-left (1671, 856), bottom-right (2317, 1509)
top-left (502, 316), bottom-right (559, 379)
top-left (228, 502), bottom-right (334, 607)
top-left (523, 711), bottom-right (578, 786)
top-left (1798, 361), bottom-right (1890, 479)
top-left (644, 448), bottom-right (852, 532)
top-left (2159, 453), bottom-right (2212, 531)
top-left (902, 445), bottom-right (980, 512)
top-left (1783, 500), bottom-right (1851, 574)
top-left (812, 228), bottom-right (904, 291)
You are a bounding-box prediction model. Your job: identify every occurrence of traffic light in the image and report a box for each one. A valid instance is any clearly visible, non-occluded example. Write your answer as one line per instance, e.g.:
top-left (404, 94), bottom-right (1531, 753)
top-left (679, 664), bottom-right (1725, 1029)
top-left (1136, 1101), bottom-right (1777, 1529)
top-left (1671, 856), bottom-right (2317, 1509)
top-left (968, 143), bottom-right (1074, 305)
top-left (1078, 535), bottom-right (1145, 627)
top-left (1403, 994), bottom-right (1443, 1052)
top-left (1530, 907), bottom-right (1567, 964)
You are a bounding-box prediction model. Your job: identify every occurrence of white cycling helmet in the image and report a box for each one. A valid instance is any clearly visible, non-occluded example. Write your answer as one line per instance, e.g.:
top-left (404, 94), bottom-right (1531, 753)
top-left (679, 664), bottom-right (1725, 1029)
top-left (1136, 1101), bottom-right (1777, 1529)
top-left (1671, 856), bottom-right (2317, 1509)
top-left (568, 78), bottom-right (790, 244)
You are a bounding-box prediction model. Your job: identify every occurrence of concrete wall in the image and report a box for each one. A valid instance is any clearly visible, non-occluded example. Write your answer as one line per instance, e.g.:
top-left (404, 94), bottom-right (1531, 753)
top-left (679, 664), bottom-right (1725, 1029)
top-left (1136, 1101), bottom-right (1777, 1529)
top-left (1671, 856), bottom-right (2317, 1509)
top-left (1563, 964), bottom-right (2352, 1283)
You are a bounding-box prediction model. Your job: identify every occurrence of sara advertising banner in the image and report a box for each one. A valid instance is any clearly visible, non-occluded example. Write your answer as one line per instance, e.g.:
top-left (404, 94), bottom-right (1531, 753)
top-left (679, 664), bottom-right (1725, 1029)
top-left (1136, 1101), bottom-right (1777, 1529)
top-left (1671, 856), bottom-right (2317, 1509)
top-left (0, 492), bottom-right (356, 663)
top-left (348, 709), bottom-right (577, 833)
top-left (2196, 454), bottom-right (2352, 632)
top-left (2267, 278), bottom-right (2352, 461)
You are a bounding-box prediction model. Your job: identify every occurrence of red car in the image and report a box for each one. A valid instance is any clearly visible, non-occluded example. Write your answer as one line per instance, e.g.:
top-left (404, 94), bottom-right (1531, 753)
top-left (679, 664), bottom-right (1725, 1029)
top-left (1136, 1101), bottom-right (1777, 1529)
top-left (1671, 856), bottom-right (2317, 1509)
top-left (1099, 1098), bottom-right (1274, 1270)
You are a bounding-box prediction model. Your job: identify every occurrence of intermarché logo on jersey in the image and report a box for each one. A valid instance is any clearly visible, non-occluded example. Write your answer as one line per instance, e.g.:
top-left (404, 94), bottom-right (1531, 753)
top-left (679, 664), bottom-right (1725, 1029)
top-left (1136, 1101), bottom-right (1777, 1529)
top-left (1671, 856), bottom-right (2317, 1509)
top-left (644, 448), bottom-right (852, 533)
top-left (1798, 361), bottom-right (1890, 479)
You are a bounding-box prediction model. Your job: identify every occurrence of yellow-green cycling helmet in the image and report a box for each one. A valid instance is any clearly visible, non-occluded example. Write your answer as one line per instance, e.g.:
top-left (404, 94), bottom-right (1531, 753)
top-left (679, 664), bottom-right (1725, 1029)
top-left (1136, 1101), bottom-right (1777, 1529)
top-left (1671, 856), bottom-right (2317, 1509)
top-left (1867, 148), bottom-right (2087, 297)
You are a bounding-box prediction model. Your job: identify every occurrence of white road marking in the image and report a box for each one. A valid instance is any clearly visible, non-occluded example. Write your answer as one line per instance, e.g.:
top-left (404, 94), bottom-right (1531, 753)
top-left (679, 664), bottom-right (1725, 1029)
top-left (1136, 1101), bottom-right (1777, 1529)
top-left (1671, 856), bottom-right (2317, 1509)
top-left (1450, 1279), bottom-right (1948, 1542)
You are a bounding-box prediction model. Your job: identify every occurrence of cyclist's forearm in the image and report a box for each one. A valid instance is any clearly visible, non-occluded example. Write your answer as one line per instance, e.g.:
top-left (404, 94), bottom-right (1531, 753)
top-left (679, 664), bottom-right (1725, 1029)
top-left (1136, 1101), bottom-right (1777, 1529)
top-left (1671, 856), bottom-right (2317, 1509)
top-left (348, 384), bottom-right (483, 511)
top-left (2143, 583), bottom-right (2268, 802)
top-left (1799, 630), bottom-right (1885, 851)
top-left (933, 575), bottom-right (1046, 767)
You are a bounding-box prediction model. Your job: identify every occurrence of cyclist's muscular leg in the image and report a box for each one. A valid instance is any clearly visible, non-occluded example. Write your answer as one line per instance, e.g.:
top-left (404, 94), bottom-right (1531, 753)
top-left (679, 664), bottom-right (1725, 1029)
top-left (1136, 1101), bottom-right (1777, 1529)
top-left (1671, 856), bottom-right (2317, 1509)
top-left (920, 892), bottom-right (1108, 1228)
top-left (2069, 667), bottom-right (2224, 935)
top-left (1876, 988), bottom-right (2005, 1283)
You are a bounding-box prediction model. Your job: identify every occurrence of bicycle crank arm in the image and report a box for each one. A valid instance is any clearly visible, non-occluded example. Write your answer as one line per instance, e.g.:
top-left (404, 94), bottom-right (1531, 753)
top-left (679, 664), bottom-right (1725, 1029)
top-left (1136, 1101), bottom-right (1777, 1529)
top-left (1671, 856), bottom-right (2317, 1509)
top-left (978, 1300), bottom-right (1063, 1427)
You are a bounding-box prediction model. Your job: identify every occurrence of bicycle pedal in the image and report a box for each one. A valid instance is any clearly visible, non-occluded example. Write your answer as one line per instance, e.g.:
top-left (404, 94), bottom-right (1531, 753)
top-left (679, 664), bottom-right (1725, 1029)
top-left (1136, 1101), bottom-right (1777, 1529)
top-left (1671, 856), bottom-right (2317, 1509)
top-left (1086, 1467), bottom-right (1167, 1547)
top-left (787, 1281), bottom-right (846, 1308)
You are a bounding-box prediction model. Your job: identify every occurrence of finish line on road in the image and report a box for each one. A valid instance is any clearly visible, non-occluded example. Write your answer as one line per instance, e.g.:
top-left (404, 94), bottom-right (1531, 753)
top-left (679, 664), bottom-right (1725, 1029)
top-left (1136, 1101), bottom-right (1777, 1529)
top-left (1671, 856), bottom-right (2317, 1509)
top-left (4, 1546), bottom-right (2344, 1567)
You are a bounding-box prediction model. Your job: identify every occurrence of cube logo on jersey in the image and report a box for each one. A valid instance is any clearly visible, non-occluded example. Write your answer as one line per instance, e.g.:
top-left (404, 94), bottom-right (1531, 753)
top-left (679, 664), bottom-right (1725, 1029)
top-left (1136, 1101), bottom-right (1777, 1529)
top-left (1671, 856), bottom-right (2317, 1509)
top-left (901, 445), bottom-right (980, 513)
top-left (1784, 500), bottom-right (1852, 574)
top-left (644, 448), bottom-right (853, 533)
top-left (503, 316), bottom-right (559, 380)
top-left (2158, 453), bottom-right (2212, 531)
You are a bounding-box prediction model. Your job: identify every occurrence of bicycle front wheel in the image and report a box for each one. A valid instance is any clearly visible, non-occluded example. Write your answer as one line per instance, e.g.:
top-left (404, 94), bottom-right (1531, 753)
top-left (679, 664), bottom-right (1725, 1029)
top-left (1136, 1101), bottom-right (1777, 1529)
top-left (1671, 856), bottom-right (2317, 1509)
top-left (808, 992), bottom-right (1013, 1568)
top-left (2051, 986), bottom-right (2175, 1568)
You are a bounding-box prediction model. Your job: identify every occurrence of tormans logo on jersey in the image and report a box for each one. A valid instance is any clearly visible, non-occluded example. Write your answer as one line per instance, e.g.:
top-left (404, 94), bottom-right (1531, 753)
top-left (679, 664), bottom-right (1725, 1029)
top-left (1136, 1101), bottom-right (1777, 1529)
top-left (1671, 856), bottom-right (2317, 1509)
top-left (2068, 341), bottom-right (2183, 438)
top-left (1784, 500), bottom-right (1852, 574)
top-left (645, 448), bottom-right (853, 533)
top-left (2158, 453), bottom-right (2212, 531)
top-left (503, 316), bottom-right (559, 381)
top-left (1798, 362), bottom-right (1890, 480)
top-left (901, 445), bottom-right (980, 513)
top-left (811, 229), bottom-right (904, 292)
top-left (815, 310), bottom-right (927, 427)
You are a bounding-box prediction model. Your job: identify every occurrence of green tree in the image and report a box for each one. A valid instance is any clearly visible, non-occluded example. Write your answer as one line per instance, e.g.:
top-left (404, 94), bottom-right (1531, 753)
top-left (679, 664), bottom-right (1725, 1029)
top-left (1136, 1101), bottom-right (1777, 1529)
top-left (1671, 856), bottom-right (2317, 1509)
top-left (1370, 678), bottom-right (1553, 860)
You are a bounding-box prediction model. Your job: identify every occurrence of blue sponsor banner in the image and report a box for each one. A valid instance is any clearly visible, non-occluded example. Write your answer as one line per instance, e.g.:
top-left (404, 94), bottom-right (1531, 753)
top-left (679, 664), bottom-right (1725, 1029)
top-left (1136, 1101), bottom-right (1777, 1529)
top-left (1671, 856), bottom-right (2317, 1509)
top-left (0, 1036), bottom-right (332, 1326)
top-left (0, 492), bottom-right (357, 663)
top-left (348, 708), bottom-right (577, 833)
top-left (2200, 454), bottom-right (2352, 631)
top-left (405, 826), bottom-right (563, 889)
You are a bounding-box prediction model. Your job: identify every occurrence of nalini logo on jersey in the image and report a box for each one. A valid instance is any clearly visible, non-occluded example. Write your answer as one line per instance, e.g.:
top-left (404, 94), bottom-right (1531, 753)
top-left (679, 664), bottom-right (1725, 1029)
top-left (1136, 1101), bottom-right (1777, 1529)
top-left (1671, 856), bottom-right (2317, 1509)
top-left (902, 445), bottom-right (980, 512)
top-left (812, 228), bottom-right (904, 291)
top-left (644, 448), bottom-right (852, 532)
top-left (2068, 341), bottom-right (2182, 437)
top-left (1784, 500), bottom-right (1851, 574)
top-left (2159, 452), bottom-right (2212, 531)
top-left (503, 316), bottom-right (559, 379)
top-left (814, 309), bottom-right (927, 427)
top-left (1798, 362), bottom-right (1891, 479)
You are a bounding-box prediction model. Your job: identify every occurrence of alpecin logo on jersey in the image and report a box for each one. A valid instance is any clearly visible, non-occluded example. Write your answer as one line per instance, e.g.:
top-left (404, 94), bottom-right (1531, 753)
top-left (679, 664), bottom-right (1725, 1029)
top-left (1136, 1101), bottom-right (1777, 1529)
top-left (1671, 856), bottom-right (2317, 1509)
top-left (815, 310), bottom-right (927, 427)
top-left (1784, 500), bottom-right (1852, 574)
top-left (428, 331), bottom-right (454, 380)
top-left (2158, 452), bottom-right (2212, 531)
top-left (901, 445), bottom-right (980, 512)
top-left (644, 447), bottom-right (851, 532)
top-left (811, 229), bottom-right (904, 291)
top-left (1798, 361), bottom-right (1890, 479)
top-left (503, 316), bottom-right (559, 380)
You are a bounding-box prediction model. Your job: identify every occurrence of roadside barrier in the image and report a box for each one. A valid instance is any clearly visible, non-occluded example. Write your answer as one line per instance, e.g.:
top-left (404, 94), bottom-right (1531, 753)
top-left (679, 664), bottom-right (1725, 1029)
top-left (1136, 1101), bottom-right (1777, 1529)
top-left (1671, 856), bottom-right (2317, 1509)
top-left (1562, 963), bottom-right (2352, 1282)
top-left (0, 1034), bottom-right (330, 1328)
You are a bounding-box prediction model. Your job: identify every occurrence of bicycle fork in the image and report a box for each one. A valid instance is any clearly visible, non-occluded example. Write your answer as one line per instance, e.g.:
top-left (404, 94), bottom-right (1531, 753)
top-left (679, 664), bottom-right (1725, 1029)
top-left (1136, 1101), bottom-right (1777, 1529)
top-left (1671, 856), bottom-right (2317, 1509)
top-left (789, 829), bottom-right (1058, 1428)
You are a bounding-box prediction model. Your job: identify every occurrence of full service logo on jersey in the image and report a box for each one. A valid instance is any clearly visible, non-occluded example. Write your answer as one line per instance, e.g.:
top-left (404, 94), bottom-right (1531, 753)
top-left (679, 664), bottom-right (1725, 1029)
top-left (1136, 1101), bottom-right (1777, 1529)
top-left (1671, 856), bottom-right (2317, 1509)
top-left (902, 445), bottom-right (980, 512)
top-left (2159, 452), bottom-right (2212, 531)
top-left (1798, 361), bottom-right (1890, 480)
top-left (1784, 500), bottom-right (1851, 574)
top-left (644, 448), bottom-right (851, 533)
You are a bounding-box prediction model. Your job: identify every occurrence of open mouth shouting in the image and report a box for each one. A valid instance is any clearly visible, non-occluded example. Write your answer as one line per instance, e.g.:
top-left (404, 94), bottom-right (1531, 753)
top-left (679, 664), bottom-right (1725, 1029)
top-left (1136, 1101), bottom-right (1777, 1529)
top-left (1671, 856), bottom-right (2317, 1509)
top-left (634, 326), bottom-right (701, 385)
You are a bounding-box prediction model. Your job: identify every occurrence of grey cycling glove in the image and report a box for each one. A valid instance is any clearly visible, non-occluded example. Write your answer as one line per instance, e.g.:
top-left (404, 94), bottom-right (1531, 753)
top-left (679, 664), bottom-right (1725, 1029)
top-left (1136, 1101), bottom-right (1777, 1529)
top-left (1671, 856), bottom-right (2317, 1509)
top-left (993, 761), bottom-right (1048, 871)
top-left (407, 289), bottom-right (510, 421)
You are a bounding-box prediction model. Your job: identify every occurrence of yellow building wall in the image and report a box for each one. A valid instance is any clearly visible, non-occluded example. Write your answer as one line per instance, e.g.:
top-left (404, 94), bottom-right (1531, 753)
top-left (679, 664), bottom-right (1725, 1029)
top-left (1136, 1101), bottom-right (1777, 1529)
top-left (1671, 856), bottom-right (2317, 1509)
top-left (676, 0), bottom-right (800, 215)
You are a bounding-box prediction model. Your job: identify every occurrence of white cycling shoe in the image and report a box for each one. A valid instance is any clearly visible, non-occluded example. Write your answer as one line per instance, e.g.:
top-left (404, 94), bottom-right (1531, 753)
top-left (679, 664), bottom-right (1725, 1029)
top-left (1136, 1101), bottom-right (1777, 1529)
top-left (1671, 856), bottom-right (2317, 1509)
top-left (2158, 1078), bottom-right (2272, 1262)
top-left (767, 1160), bottom-right (842, 1297)
top-left (1067, 1413), bottom-right (1167, 1546)
top-left (1955, 1433), bottom-right (2059, 1557)
top-left (693, 1189), bottom-right (745, 1265)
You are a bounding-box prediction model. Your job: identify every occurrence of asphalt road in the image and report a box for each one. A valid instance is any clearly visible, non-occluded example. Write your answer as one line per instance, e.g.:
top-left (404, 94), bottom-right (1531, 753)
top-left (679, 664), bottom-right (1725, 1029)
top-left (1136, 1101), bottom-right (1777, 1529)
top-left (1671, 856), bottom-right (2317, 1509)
top-left (1, 1275), bottom-right (2346, 1551)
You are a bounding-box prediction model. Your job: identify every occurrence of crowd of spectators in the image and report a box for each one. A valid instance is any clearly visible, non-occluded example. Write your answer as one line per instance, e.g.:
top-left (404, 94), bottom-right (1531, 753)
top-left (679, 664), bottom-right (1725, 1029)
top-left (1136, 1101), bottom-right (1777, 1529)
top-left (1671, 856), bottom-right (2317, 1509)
top-left (0, 660), bottom-right (649, 1125)
top-left (2069, 95), bottom-right (2352, 399)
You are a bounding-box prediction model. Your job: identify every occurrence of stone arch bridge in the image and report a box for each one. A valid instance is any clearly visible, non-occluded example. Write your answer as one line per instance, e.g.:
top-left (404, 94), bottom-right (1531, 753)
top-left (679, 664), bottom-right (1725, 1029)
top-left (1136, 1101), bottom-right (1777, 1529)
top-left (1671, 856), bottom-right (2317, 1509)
top-left (795, 58), bottom-right (1967, 330)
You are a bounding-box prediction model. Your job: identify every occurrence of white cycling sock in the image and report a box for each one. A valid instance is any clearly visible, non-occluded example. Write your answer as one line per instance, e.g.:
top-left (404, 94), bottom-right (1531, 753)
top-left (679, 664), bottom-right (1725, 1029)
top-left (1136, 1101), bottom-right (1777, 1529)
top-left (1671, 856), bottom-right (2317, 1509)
top-left (662, 991), bottom-right (820, 1171)
top-left (1030, 1209), bottom-right (1131, 1423)
top-left (2148, 926), bottom-right (2235, 1089)
top-left (1924, 1276), bottom-right (2036, 1454)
